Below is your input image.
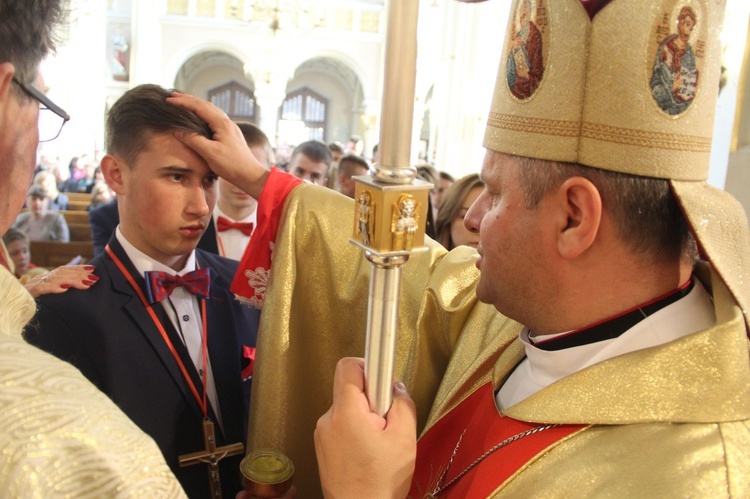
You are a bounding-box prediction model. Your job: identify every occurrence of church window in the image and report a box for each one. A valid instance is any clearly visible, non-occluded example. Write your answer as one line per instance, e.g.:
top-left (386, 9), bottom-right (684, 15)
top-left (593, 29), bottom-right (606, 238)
top-left (208, 81), bottom-right (257, 123)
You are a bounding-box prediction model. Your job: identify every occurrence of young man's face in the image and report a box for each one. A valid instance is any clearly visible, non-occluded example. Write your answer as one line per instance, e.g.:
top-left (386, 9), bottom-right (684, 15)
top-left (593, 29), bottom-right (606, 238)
top-left (107, 132), bottom-right (217, 269)
top-left (7, 239), bottom-right (30, 274)
top-left (289, 152), bottom-right (329, 185)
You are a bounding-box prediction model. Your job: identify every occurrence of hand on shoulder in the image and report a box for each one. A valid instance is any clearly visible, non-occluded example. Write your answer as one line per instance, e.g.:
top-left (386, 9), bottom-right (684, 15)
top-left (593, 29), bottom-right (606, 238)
top-left (25, 264), bottom-right (99, 298)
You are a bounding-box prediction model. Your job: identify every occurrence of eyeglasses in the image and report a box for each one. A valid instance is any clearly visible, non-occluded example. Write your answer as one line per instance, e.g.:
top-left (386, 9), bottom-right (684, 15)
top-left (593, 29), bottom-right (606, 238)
top-left (12, 77), bottom-right (70, 142)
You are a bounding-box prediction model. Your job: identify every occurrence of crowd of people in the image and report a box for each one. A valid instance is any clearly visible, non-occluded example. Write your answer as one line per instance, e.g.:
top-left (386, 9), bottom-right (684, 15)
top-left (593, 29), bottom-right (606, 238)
top-left (14, 118), bottom-right (479, 275)
top-left (1, 0), bottom-right (749, 497)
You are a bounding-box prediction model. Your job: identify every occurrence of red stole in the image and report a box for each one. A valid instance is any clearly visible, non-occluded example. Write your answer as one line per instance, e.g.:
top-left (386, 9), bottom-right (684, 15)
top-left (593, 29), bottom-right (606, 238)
top-left (409, 381), bottom-right (586, 498)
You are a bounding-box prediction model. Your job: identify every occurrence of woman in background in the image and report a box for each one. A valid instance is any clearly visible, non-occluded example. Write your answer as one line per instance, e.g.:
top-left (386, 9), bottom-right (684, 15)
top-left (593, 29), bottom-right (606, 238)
top-left (434, 173), bottom-right (482, 250)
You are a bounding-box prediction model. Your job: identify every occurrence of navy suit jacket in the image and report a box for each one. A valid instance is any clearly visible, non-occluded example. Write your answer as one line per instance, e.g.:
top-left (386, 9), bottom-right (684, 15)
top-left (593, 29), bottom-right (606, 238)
top-left (26, 236), bottom-right (260, 498)
top-left (88, 199), bottom-right (118, 258)
top-left (90, 199), bottom-right (220, 258)
top-left (197, 218), bottom-right (219, 254)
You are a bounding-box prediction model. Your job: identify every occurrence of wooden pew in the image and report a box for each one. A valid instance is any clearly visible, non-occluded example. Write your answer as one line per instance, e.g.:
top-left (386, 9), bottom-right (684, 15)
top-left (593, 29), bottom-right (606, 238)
top-left (66, 192), bottom-right (91, 203)
top-left (60, 210), bottom-right (90, 226)
top-left (30, 241), bottom-right (94, 267)
top-left (67, 199), bottom-right (90, 211)
top-left (68, 223), bottom-right (92, 242)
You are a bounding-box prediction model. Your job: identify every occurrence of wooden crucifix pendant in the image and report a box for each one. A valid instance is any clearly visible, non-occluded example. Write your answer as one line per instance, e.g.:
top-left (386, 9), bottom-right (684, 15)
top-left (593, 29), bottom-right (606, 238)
top-left (179, 419), bottom-right (245, 498)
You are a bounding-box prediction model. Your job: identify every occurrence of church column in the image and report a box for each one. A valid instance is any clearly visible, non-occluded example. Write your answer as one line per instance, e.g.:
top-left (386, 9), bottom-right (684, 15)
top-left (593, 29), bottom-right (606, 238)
top-left (130, 0), bottom-right (164, 86)
top-left (254, 80), bottom-right (287, 147)
top-left (362, 98), bottom-right (381, 161)
top-left (52, 0), bottom-right (108, 160)
top-left (429, 0), bottom-right (509, 177)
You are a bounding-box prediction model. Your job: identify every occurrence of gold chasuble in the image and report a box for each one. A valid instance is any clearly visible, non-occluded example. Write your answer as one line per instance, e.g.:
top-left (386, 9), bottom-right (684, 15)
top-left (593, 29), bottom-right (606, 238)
top-left (419, 268), bottom-right (750, 497)
top-left (245, 182), bottom-right (750, 497)
top-left (0, 267), bottom-right (186, 497)
top-left (245, 183), bottom-right (508, 496)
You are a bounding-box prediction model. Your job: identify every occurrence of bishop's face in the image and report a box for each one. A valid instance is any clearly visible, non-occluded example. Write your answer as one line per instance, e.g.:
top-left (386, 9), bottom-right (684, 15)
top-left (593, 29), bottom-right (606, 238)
top-left (464, 151), bottom-right (557, 330)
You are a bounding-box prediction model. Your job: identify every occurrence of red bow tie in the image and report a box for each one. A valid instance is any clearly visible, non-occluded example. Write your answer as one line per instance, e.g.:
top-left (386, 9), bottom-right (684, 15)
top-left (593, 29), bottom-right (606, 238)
top-left (144, 268), bottom-right (211, 304)
top-left (216, 216), bottom-right (254, 236)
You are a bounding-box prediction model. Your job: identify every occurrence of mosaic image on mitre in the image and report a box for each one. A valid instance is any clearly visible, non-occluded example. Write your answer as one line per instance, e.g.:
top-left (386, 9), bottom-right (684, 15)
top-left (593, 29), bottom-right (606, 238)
top-left (506, 0), bottom-right (550, 99)
top-left (485, 0), bottom-right (725, 181)
top-left (650, 2), bottom-right (707, 115)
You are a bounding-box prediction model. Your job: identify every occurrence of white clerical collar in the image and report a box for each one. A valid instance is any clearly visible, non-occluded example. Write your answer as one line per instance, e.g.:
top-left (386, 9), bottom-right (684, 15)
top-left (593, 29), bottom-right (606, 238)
top-left (213, 204), bottom-right (257, 225)
top-left (115, 226), bottom-right (196, 276)
top-left (497, 278), bottom-right (716, 409)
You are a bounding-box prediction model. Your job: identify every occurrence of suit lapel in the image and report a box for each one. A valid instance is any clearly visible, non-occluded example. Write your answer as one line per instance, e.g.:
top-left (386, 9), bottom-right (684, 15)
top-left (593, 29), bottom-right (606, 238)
top-left (104, 236), bottom-right (206, 420)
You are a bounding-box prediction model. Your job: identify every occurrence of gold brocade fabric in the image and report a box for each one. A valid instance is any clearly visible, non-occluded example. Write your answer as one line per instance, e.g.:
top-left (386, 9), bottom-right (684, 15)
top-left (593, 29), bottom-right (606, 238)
top-left (0, 239), bottom-right (14, 275)
top-left (249, 185), bottom-right (750, 497)
top-left (0, 267), bottom-right (186, 498)
top-left (246, 184), bottom-right (502, 497)
top-left (426, 268), bottom-right (750, 497)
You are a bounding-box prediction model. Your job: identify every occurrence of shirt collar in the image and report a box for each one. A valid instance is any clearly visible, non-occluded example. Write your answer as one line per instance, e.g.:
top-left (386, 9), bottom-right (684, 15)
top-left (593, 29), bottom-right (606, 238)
top-left (519, 278), bottom-right (716, 387)
top-left (115, 226), bottom-right (196, 277)
top-left (213, 205), bottom-right (257, 225)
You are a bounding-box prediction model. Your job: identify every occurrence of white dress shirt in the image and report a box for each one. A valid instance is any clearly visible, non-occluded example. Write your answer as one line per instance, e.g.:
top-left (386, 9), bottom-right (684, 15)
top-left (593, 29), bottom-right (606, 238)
top-left (212, 206), bottom-right (256, 261)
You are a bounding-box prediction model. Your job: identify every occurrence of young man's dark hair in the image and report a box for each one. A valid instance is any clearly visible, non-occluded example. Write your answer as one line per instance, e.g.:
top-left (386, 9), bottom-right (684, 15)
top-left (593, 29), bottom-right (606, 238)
top-left (106, 84), bottom-right (213, 165)
top-left (328, 142), bottom-right (344, 155)
top-left (288, 140), bottom-right (334, 185)
top-left (237, 121), bottom-right (275, 165)
top-left (337, 154), bottom-right (370, 198)
top-left (291, 140), bottom-right (333, 166)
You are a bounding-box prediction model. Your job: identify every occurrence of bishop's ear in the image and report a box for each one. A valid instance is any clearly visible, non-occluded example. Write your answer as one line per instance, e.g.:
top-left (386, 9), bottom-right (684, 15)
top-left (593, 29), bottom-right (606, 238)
top-left (99, 154), bottom-right (127, 195)
top-left (554, 176), bottom-right (602, 260)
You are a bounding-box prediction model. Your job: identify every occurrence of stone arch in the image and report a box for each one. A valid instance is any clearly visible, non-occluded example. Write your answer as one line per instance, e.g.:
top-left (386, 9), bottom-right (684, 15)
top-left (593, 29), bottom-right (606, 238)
top-left (165, 42), bottom-right (251, 89)
top-left (279, 53), bottom-right (368, 145)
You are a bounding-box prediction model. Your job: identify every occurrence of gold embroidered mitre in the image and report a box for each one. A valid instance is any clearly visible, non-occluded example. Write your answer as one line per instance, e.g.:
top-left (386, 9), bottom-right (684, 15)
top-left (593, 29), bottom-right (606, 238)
top-left (486, 0), bottom-right (750, 327)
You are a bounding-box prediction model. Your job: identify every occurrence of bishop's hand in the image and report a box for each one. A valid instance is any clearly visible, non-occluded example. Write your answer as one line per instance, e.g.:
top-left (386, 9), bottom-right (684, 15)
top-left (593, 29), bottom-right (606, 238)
top-left (314, 357), bottom-right (416, 499)
top-left (167, 91), bottom-right (270, 199)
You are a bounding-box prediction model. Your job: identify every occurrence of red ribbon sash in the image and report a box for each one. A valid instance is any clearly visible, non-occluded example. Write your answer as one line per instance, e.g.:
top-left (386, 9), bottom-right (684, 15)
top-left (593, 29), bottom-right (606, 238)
top-left (105, 244), bottom-right (210, 418)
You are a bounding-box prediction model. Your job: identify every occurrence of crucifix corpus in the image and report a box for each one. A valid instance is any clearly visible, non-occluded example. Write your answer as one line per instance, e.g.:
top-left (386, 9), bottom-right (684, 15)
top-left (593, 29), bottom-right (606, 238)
top-left (179, 419), bottom-right (245, 498)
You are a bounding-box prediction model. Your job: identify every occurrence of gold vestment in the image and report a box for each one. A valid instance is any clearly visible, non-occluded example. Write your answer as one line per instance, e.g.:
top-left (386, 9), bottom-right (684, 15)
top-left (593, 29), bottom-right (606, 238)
top-left (248, 185), bottom-right (750, 497)
top-left (0, 267), bottom-right (186, 498)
